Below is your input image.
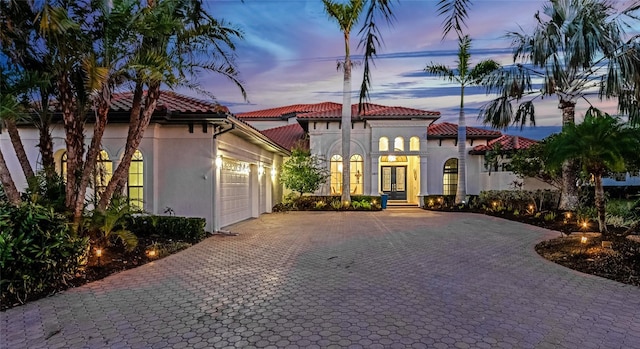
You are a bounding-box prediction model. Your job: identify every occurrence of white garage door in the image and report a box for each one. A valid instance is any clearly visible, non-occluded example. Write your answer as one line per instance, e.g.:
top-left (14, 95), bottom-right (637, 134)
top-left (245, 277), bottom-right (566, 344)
top-left (220, 167), bottom-right (250, 227)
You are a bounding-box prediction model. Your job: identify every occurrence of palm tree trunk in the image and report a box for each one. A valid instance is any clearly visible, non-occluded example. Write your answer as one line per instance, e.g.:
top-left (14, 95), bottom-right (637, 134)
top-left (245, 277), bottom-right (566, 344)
top-left (558, 100), bottom-right (579, 210)
top-left (37, 122), bottom-right (56, 179)
top-left (73, 95), bottom-right (110, 223)
top-left (341, 33), bottom-right (351, 204)
top-left (594, 173), bottom-right (608, 235)
top-left (98, 83), bottom-right (160, 210)
top-left (5, 118), bottom-right (34, 180)
top-left (58, 74), bottom-right (85, 211)
top-left (0, 148), bottom-right (21, 205)
top-left (455, 85), bottom-right (466, 204)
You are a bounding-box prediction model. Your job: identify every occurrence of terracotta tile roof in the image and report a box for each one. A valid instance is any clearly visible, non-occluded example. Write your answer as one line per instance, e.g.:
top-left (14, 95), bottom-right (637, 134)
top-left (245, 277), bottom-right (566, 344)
top-left (110, 91), bottom-right (229, 114)
top-left (427, 122), bottom-right (502, 138)
top-left (236, 102), bottom-right (341, 119)
top-left (237, 102), bottom-right (439, 120)
top-left (471, 134), bottom-right (538, 154)
top-left (260, 123), bottom-right (308, 151)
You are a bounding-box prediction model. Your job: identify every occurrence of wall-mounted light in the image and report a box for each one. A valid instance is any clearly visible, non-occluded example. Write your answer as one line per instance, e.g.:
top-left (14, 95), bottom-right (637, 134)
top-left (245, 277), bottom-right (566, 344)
top-left (258, 164), bottom-right (265, 177)
top-left (271, 168), bottom-right (277, 179)
top-left (215, 155), bottom-right (223, 168)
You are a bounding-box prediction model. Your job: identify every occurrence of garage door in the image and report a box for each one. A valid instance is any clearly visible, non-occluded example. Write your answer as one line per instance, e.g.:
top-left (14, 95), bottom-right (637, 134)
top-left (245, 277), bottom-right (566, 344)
top-left (220, 165), bottom-right (250, 227)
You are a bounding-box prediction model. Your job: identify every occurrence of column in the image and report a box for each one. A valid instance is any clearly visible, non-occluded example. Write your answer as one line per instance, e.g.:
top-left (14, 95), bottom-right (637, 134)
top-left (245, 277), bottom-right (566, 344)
top-left (417, 155), bottom-right (429, 207)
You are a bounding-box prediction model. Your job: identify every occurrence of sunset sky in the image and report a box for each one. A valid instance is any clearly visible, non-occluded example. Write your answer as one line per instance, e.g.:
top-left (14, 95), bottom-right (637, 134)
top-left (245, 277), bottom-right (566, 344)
top-left (178, 0), bottom-right (637, 139)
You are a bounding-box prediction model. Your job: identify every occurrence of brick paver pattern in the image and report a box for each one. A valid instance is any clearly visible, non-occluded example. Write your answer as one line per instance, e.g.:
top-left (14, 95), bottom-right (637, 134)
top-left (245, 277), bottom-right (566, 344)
top-left (2, 209), bottom-right (640, 348)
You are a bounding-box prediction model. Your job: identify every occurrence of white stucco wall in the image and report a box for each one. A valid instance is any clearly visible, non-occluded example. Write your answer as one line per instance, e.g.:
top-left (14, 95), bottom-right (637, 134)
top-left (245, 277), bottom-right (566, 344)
top-left (1, 121), bottom-right (285, 232)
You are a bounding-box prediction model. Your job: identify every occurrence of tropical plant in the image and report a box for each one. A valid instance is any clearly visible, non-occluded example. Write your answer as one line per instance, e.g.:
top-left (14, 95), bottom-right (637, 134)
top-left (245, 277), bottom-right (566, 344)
top-left (508, 136), bottom-right (562, 189)
top-left (358, 0), bottom-right (473, 106)
top-left (323, 0), bottom-right (364, 204)
top-left (97, 0), bottom-right (245, 211)
top-left (480, 0), bottom-right (640, 210)
top-left (0, 202), bottom-right (88, 306)
top-left (280, 148), bottom-right (330, 198)
top-left (546, 110), bottom-right (640, 234)
top-left (425, 35), bottom-right (500, 204)
top-left (88, 196), bottom-right (140, 252)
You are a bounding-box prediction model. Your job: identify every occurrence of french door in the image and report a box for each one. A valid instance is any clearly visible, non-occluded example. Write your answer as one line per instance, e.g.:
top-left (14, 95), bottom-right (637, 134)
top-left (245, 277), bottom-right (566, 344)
top-left (381, 166), bottom-right (407, 200)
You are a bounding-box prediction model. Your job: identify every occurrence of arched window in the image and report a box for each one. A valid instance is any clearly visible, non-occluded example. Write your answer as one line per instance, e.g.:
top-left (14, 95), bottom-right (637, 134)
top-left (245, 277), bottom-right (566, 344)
top-left (128, 150), bottom-right (144, 209)
top-left (378, 137), bottom-right (389, 151)
top-left (443, 158), bottom-right (458, 196)
top-left (350, 154), bottom-right (364, 195)
top-left (394, 137), bottom-right (404, 151)
top-left (94, 150), bottom-right (113, 202)
top-left (330, 155), bottom-right (342, 195)
top-left (410, 137), bottom-right (420, 151)
top-left (60, 152), bottom-right (67, 179)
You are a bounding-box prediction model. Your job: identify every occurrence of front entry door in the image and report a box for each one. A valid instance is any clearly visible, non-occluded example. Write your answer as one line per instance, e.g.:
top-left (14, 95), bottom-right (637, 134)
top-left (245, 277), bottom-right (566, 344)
top-left (381, 166), bottom-right (407, 200)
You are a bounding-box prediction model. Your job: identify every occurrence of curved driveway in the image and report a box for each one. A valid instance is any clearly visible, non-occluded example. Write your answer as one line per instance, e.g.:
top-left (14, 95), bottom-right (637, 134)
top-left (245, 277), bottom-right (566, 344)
top-left (3, 208), bottom-right (640, 348)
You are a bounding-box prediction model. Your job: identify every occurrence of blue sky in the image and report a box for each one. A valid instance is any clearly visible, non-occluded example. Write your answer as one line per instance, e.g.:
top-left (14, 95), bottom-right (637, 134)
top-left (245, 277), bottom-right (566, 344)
top-left (178, 0), bottom-right (635, 139)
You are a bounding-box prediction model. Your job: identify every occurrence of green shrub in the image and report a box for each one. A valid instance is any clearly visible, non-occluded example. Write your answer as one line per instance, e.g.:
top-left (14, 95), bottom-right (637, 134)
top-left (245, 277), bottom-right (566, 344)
top-left (0, 202), bottom-right (88, 306)
top-left (315, 200), bottom-right (327, 209)
top-left (351, 200), bottom-right (362, 209)
top-left (544, 212), bottom-right (557, 222)
top-left (88, 196), bottom-right (140, 252)
top-left (330, 200), bottom-right (342, 210)
top-left (128, 215), bottom-right (206, 243)
top-left (146, 241), bottom-right (192, 258)
top-left (477, 190), bottom-right (560, 212)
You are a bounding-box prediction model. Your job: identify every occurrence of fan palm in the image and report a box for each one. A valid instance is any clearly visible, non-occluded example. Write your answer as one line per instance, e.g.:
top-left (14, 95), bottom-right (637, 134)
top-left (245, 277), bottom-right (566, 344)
top-left (480, 0), bottom-right (640, 210)
top-left (546, 109), bottom-right (640, 235)
top-left (425, 35), bottom-right (499, 203)
top-left (323, 0), bottom-right (364, 203)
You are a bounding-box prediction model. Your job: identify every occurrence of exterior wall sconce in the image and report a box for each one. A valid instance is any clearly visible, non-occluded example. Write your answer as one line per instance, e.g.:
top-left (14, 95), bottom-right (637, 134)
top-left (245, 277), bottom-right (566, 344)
top-left (215, 156), bottom-right (223, 168)
top-left (258, 164), bottom-right (265, 177)
top-left (271, 168), bottom-right (277, 179)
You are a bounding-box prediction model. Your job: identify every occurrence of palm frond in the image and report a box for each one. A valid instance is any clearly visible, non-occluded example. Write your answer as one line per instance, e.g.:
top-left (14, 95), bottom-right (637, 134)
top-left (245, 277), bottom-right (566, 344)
top-left (437, 0), bottom-right (472, 39)
top-left (357, 0), bottom-right (396, 111)
top-left (424, 64), bottom-right (456, 82)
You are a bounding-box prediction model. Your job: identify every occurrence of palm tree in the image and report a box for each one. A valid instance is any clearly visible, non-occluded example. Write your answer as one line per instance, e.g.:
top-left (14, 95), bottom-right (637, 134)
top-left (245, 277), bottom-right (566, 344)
top-left (97, 0), bottom-right (245, 210)
top-left (425, 35), bottom-right (499, 204)
top-left (480, 0), bottom-right (640, 210)
top-left (358, 0), bottom-right (473, 106)
top-left (323, 0), bottom-right (364, 204)
top-left (546, 109), bottom-right (640, 235)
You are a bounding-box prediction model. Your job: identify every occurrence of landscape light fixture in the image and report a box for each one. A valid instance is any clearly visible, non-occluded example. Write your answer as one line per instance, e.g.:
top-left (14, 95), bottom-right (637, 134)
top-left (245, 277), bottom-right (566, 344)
top-left (96, 248), bottom-right (102, 266)
top-left (581, 236), bottom-right (588, 244)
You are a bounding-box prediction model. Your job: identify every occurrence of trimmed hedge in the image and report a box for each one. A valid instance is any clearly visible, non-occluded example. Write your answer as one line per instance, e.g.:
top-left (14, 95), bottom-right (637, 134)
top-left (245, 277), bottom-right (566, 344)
top-left (128, 215), bottom-right (207, 243)
top-left (274, 195), bottom-right (382, 211)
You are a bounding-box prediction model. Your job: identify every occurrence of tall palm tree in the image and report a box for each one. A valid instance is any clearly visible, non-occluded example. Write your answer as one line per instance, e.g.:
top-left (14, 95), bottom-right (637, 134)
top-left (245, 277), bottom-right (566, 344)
top-left (546, 109), bottom-right (640, 235)
top-left (323, 0), bottom-right (364, 204)
top-left (425, 35), bottom-right (499, 204)
top-left (358, 0), bottom-right (473, 106)
top-left (480, 0), bottom-right (640, 210)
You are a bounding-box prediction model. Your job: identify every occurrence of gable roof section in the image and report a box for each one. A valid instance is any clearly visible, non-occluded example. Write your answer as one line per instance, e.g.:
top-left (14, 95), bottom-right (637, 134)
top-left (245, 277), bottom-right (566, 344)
top-left (237, 102), bottom-right (440, 121)
top-left (470, 134), bottom-right (538, 154)
top-left (427, 122), bottom-right (502, 139)
top-left (260, 123), bottom-right (308, 151)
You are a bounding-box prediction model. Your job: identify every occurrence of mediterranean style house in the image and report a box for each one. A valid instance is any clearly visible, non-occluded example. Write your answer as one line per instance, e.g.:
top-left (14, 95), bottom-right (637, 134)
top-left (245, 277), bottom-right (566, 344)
top-left (236, 102), bottom-right (551, 206)
top-left (4, 93), bottom-right (637, 230)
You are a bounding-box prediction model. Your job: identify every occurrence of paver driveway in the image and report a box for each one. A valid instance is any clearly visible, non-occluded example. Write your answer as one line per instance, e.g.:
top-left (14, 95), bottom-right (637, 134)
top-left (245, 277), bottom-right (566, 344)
top-left (3, 208), bottom-right (640, 349)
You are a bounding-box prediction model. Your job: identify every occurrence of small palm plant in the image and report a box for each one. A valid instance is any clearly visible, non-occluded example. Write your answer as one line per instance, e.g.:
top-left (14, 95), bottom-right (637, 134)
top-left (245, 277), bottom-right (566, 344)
top-left (546, 109), bottom-right (640, 235)
top-left (89, 196), bottom-right (141, 252)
